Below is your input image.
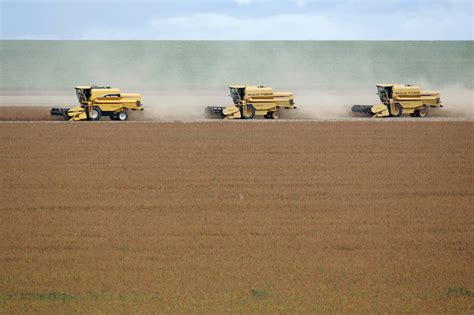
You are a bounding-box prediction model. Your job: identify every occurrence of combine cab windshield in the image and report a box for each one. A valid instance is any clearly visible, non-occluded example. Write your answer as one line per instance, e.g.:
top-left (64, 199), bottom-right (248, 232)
top-left (75, 88), bottom-right (91, 104)
top-left (229, 87), bottom-right (244, 104)
top-left (377, 86), bottom-right (392, 102)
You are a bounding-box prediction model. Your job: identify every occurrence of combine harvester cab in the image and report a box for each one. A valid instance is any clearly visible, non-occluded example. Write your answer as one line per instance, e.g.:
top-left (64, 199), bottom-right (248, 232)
top-left (352, 84), bottom-right (442, 118)
top-left (51, 86), bottom-right (143, 121)
top-left (206, 85), bottom-right (296, 119)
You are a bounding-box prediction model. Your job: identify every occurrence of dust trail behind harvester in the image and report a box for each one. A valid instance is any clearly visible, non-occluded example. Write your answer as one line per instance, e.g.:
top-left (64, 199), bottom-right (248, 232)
top-left (432, 85), bottom-right (474, 117)
top-left (138, 90), bottom-right (229, 121)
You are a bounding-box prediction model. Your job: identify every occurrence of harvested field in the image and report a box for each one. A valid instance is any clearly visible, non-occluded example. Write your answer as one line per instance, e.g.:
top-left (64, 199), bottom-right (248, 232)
top-left (0, 121), bottom-right (472, 313)
top-left (0, 106), bottom-right (55, 121)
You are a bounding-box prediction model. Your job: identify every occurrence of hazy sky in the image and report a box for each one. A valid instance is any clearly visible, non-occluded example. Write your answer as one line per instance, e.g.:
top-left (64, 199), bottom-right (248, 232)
top-left (1, 0), bottom-right (472, 39)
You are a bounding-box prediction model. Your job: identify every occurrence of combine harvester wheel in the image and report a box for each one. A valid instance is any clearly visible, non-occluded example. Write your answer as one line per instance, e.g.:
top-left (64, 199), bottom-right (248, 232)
top-left (117, 111), bottom-right (128, 121)
top-left (241, 105), bottom-right (256, 119)
top-left (89, 107), bottom-right (102, 121)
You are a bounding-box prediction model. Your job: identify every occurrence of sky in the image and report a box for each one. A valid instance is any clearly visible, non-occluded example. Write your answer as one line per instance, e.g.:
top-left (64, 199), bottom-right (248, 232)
top-left (0, 0), bottom-right (473, 40)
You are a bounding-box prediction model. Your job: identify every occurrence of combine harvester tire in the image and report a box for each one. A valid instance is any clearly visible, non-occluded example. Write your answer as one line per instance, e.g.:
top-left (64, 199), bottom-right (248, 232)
top-left (117, 111), bottom-right (128, 121)
top-left (241, 105), bottom-right (256, 119)
top-left (89, 107), bottom-right (102, 121)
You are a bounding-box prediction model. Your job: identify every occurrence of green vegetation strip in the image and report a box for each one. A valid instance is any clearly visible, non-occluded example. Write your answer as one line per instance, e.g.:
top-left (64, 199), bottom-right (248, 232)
top-left (1, 290), bottom-right (277, 303)
top-left (250, 289), bottom-right (273, 299)
top-left (0, 291), bottom-right (164, 303)
top-left (447, 288), bottom-right (473, 298)
top-left (0, 292), bottom-right (76, 302)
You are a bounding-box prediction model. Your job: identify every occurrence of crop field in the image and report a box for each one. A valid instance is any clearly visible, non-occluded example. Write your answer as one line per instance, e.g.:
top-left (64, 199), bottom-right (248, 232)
top-left (0, 120), bottom-right (472, 313)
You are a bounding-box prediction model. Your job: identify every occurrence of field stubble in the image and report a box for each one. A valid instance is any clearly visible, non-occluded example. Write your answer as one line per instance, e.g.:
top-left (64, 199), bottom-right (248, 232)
top-left (0, 121), bottom-right (472, 313)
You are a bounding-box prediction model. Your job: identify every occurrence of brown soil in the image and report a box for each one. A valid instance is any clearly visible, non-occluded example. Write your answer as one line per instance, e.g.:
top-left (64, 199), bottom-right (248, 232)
top-left (0, 106), bottom-right (55, 121)
top-left (0, 121), bottom-right (472, 313)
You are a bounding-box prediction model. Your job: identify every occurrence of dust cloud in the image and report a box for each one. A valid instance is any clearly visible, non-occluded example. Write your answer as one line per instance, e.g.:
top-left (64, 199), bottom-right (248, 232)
top-left (433, 85), bottom-right (473, 117)
top-left (136, 90), bottom-right (229, 121)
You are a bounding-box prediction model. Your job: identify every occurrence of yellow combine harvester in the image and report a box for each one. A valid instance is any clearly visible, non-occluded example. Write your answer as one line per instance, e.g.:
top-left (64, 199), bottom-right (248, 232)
top-left (206, 85), bottom-right (296, 119)
top-left (352, 84), bottom-right (442, 117)
top-left (51, 86), bottom-right (143, 121)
